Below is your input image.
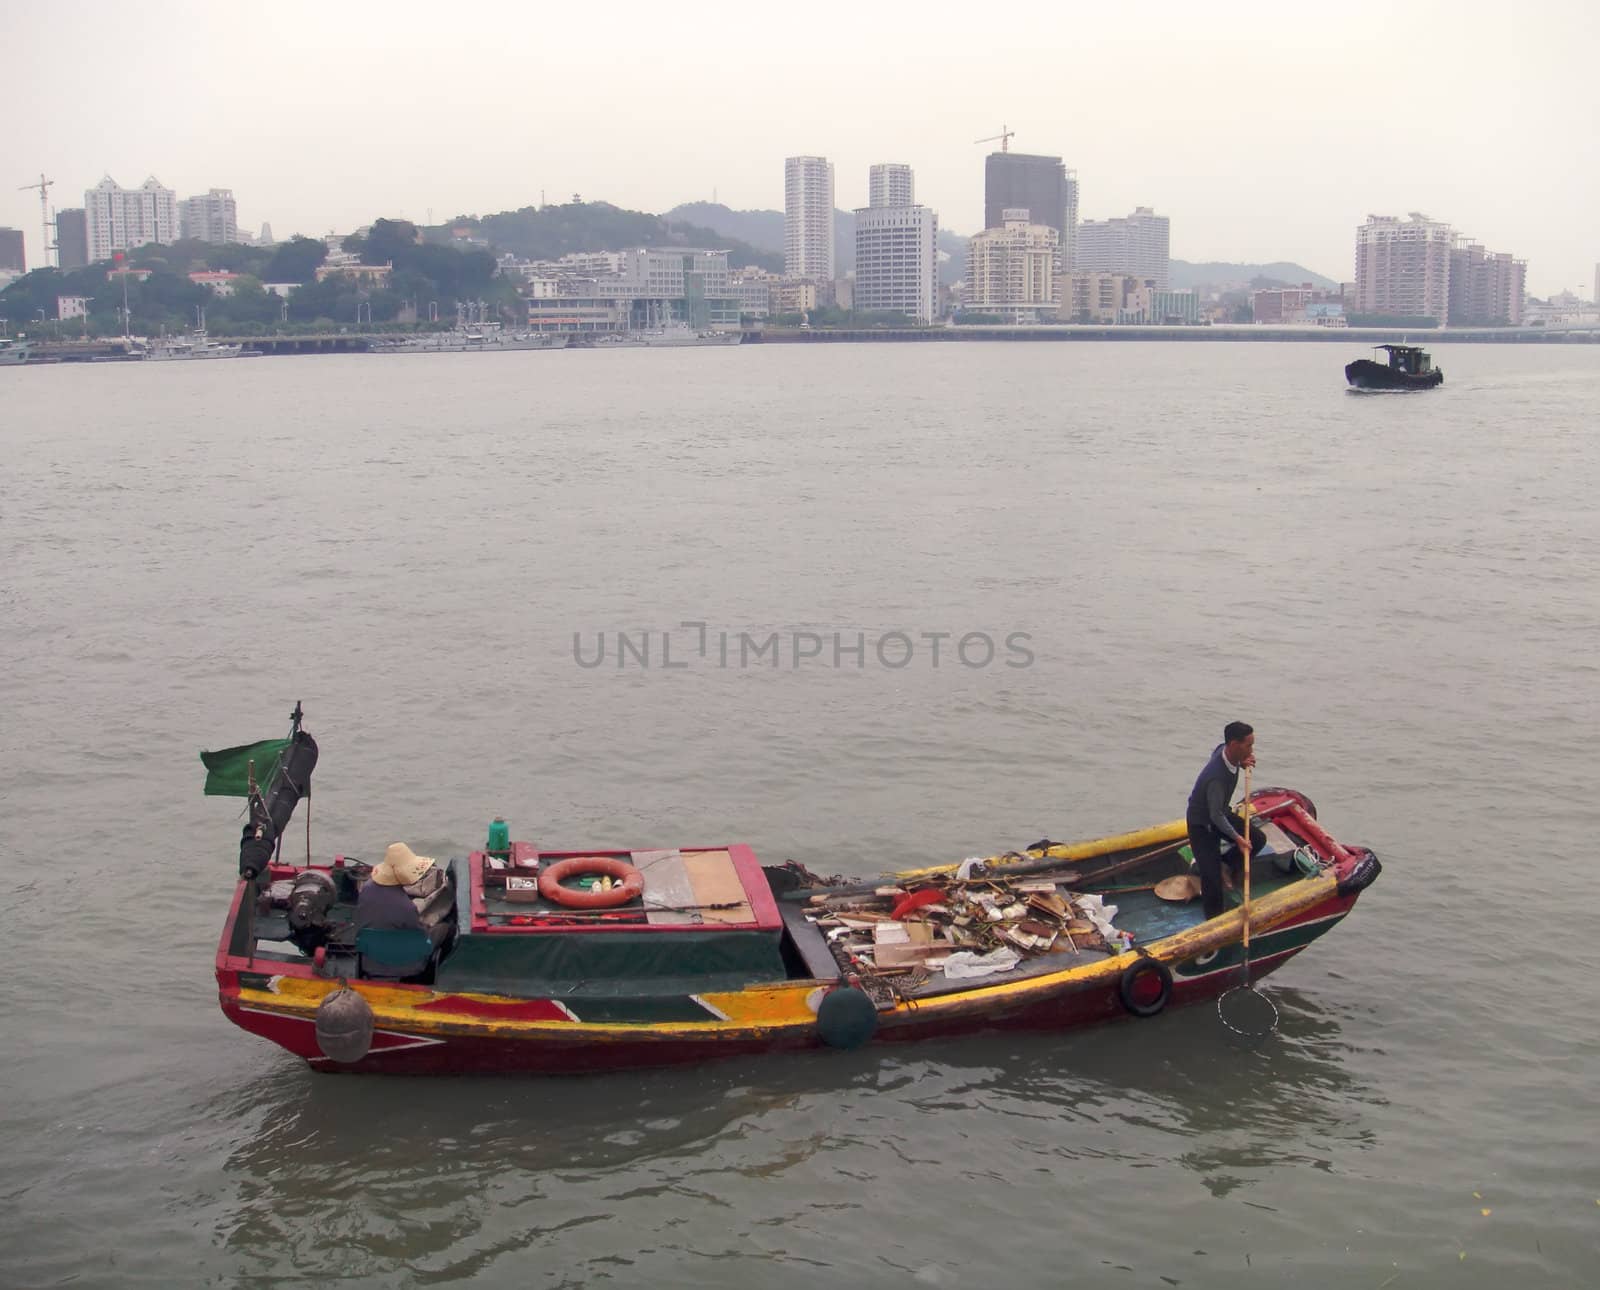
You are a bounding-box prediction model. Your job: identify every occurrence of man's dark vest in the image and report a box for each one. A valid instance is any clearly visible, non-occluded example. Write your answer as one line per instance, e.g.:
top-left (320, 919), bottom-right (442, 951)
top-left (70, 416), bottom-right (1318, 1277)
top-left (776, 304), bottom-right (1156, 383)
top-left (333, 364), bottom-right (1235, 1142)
top-left (1186, 743), bottom-right (1238, 837)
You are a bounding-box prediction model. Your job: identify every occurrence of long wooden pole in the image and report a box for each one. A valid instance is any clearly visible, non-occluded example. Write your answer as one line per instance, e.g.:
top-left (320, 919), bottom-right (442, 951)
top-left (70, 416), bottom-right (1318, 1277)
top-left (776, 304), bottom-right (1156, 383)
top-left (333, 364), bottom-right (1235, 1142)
top-left (1240, 765), bottom-right (1253, 963)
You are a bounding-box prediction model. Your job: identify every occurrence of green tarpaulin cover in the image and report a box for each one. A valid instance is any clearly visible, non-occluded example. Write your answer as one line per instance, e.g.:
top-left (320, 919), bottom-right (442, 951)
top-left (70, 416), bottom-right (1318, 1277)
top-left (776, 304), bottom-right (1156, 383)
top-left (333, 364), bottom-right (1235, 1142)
top-left (199, 737), bottom-right (289, 797)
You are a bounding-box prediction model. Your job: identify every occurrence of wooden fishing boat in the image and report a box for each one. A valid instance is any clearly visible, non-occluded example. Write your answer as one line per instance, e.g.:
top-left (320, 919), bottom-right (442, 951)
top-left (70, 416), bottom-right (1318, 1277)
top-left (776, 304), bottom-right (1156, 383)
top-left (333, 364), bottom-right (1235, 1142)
top-left (1345, 343), bottom-right (1444, 390)
top-left (215, 716), bottom-right (1381, 1074)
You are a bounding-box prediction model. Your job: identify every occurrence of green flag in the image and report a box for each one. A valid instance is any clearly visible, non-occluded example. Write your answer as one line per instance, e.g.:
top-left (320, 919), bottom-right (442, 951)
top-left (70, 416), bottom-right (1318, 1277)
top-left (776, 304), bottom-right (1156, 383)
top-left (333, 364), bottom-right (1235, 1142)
top-left (200, 737), bottom-right (290, 797)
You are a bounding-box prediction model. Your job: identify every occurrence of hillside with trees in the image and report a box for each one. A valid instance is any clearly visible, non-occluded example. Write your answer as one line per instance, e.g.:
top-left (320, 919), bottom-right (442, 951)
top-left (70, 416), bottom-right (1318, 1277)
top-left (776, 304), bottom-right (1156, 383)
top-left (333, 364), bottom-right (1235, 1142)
top-left (434, 201), bottom-right (783, 273)
top-left (3, 199), bottom-right (797, 336)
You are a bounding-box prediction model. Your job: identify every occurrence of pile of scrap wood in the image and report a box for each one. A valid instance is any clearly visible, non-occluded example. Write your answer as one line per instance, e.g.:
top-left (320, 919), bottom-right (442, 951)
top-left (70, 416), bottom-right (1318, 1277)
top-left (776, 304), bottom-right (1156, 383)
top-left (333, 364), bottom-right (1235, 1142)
top-left (804, 875), bottom-right (1130, 981)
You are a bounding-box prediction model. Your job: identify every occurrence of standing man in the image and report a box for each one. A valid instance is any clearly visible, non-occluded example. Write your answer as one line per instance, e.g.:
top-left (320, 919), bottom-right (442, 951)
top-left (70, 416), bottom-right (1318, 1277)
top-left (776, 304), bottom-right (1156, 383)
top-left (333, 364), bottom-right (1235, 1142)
top-left (1186, 721), bottom-right (1270, 919)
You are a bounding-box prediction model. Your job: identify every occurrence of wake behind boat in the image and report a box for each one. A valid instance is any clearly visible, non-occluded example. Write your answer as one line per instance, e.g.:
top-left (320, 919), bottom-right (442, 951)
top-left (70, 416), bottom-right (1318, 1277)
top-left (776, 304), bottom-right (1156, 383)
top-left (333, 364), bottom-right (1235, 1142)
top-left (1345, 343), bottom-right (1443, 390)
top-left (212, 709), bottom-right (1380, 1075)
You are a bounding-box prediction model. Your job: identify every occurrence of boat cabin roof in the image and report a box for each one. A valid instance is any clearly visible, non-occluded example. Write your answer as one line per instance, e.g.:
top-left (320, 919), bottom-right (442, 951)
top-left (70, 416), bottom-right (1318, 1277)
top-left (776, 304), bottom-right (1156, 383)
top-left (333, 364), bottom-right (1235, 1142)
top-left (466, 842), bottom-right (782, 936)
top-left (1376, 344), bottom-right (1426, 354)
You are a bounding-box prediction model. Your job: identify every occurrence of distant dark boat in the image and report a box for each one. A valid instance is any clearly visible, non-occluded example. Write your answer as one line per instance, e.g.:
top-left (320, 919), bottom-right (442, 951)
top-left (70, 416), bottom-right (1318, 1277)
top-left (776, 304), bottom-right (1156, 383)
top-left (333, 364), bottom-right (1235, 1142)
top-left (1345, 343), bottom-right (1443, 390)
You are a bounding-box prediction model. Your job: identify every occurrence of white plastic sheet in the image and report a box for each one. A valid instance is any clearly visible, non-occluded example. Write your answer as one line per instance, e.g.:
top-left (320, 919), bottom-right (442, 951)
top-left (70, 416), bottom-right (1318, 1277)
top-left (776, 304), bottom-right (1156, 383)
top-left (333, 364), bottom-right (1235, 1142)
top-left (942, 947), bottom-right (1022, 979)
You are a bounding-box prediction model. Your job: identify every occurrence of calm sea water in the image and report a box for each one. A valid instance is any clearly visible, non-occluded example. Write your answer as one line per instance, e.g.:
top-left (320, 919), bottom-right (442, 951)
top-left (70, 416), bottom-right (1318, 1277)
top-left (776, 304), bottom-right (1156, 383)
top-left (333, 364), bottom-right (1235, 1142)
top-left (2, 342), bottom-right (1597, 1288)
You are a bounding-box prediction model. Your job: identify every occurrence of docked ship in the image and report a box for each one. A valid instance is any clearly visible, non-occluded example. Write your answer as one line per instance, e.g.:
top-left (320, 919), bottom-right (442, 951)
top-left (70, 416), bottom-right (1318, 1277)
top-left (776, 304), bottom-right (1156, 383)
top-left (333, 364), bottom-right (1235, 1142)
top-left (1345, 343), bottom-right (1443, 390)
top-left (370, 325), bottom-right (569, 354)
top-left (593, 322), bottom-right (741, 348)
top-left (213, 709), bottom-right (1381, 1075)
top-left (0, 338), bottom-right (45, 365)
top-left (141, 330), bottom-right (245, 361)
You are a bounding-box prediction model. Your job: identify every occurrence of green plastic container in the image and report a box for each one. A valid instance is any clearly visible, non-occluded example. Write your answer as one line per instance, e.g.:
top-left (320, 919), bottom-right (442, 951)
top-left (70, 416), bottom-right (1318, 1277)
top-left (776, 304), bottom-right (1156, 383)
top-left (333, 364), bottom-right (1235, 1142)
top-left (486, 817), bottom-right (511, 854)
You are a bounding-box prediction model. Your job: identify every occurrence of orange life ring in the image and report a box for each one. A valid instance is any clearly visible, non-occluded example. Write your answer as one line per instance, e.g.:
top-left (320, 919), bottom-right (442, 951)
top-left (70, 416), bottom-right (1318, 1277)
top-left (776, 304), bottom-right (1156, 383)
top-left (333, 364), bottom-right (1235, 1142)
top-left (538, 857), bottom-right (645, 909)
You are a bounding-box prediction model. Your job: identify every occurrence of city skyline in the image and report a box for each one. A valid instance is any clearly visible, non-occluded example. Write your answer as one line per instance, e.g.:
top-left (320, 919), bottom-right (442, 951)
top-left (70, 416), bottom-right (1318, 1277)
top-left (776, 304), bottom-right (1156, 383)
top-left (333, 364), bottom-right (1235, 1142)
top-left (2, 0), bottom-right (1595, 297)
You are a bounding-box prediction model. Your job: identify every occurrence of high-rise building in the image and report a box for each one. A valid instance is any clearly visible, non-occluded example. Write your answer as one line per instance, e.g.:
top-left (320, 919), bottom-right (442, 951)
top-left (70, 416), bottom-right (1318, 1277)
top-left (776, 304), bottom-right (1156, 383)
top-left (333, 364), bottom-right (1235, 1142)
top-left (854, 165), bottom-right (938, 323)
top-left (179, 189), bottom-right (239, 244)
top-left (868, 163), bottom-right (914, 210)
top-left (0, 227), bottom-right (23, 272)
top-left (965, 209), bottom-right (1059, 322)
top-left (56, 209), bottom-right (88, 268)
top-left (784, 156), bottom-right (835, 281)
top-left (984, 152), bottom-right (1078, 271)
top-left (1354, 213), bottom-right (1454, 323)
top-left (85, 176), bottom-right (179, 262)
top-left (1075, 207), bottom-right (1171, 290)
top-left (1448, 240), bottom-right (1526, 326)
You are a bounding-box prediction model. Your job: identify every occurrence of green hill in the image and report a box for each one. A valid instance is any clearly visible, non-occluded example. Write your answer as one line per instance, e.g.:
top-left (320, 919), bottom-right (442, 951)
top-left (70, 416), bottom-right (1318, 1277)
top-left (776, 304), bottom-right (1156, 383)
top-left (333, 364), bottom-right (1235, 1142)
top-left (1168, 260), bottom-right (1338, 291)
top-left (436, 201), bottom-right (782, 272)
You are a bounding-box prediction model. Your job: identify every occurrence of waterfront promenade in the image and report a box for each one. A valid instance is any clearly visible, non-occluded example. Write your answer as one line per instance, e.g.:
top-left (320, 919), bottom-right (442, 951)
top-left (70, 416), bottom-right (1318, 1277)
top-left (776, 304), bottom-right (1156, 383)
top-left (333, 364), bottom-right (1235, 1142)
top-left (9, 322), bottom-right (1598, 364)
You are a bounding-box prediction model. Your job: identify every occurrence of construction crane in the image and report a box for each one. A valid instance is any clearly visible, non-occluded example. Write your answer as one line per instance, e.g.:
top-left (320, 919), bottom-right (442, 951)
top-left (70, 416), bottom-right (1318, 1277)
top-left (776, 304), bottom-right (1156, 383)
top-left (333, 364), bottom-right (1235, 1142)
top-left (18, 172), bottom-right (54, 269)
top-left (974, 125), bottom-right (1015, 153)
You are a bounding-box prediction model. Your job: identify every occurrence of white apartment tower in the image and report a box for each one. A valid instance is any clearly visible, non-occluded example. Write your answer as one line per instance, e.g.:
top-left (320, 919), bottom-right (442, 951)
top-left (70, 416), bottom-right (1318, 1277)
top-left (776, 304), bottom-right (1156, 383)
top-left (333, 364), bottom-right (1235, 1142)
top-left (1355, 213), bottom-right (1454, 323)
top-left (853, 164), bottom-right (938, 323)
top-left (1075, 207), bottom-right (1171, 289)
top-left (784, 156), bottom-right (835, 281)
top-left (868, 163), bottom-right (914, 210)
top-left (965, 209), bottom-right (1059, 322)
top-left (179, 189), bottom-right (240, 244)
top-left (84, 175), bottom-right (179, 262)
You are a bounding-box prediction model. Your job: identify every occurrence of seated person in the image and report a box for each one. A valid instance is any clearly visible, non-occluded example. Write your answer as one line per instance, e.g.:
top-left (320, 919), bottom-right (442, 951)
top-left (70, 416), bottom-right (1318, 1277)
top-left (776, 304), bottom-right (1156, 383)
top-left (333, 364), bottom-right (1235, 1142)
top-left (356, 842), bottom-right (452, 978)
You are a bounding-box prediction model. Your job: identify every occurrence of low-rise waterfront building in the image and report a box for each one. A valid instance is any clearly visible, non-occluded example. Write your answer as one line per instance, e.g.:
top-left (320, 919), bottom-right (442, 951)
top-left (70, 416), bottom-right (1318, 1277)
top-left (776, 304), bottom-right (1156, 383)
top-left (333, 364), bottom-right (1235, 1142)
top-left (188, 270), bottom-right (243, 296)
top-left (523, 293), bottom-right (629, 333)
top-left (515, 247), bottom-right (746, 330)
top-left (772, 279), bottom-right (820, 316)
top-left (56, 295), bottom-right (90, 320)
top-left (730, 267), bottom-right (778, 319)
top-left (314, 262), bottom-right (393, 285)
top-left (1251, 283), bottom-right (1347, 324)
top-left (1060, 270), bottom-right (1155, 323)
top-left (1134, 287), bottom-right (1200, 325)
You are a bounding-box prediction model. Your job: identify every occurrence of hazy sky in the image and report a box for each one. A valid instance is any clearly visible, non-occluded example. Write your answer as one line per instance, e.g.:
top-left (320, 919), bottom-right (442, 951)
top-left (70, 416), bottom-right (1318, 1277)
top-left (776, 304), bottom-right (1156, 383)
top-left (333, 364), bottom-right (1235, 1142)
top-left (4, 0), bottom-right (1596, 294)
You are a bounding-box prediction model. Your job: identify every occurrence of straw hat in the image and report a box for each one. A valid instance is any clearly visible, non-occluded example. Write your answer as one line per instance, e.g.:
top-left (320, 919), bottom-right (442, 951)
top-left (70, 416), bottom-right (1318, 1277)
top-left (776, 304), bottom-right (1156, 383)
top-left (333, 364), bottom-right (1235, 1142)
top-left (372, 842), bottom-right (436, 887)
top-left (1154, 873), bottom-right (1203, 902)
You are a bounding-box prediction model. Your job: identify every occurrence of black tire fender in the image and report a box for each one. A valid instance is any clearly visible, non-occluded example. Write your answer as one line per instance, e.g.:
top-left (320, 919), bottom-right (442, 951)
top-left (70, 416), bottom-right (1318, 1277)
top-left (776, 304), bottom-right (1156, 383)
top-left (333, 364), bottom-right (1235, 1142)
top-left (1337, 849), bottom-right (1382, 896)
top-left (1119, 957), bottom-right (1173, 1018)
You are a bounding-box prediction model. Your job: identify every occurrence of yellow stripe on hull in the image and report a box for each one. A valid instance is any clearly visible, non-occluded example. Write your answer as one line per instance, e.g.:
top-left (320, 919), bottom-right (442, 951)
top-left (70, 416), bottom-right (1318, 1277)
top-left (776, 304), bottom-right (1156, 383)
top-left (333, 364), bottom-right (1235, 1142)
top-left (234, 976), bottom-right (827, 1043)
top-left (231, 872), bottom-right (1337, 1045)
top-left (893, 818), bottom-right (1190, 881)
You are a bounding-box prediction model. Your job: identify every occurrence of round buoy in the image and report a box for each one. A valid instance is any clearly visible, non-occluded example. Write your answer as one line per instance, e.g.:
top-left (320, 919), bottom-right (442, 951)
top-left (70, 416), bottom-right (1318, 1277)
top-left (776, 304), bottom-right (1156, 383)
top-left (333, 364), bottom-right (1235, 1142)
top-left (816, 987), bottom-right (878, 1050)
top-left (538, 856), bottom-right (645, 909)
top-left (315, 986), bottom-right (374, 1063)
